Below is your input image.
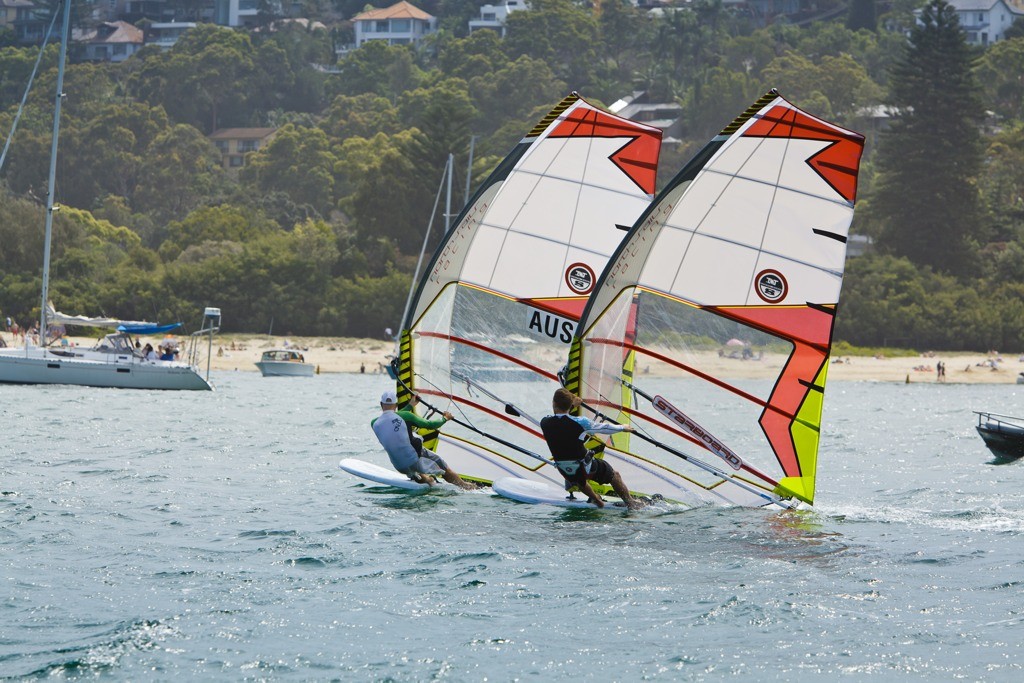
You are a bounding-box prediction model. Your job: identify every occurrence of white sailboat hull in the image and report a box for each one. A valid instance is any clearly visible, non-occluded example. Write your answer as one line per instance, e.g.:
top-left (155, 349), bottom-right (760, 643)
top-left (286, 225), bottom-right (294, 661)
top-left (0, 347), bottom-right (212, 390)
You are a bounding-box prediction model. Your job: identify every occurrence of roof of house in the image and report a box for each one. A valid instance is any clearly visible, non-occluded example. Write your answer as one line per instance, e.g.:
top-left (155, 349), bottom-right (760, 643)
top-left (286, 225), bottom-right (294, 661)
top-left (209, 128), bottom-right (277, 140)
top-left (352, 1), bottom-right (435, 22)
top-left (944, 0), bottom-right (1008, 11)
top-left (0, 0), bottom-right (35, 8)
top-left (72, 21), bottom-right (143, 45)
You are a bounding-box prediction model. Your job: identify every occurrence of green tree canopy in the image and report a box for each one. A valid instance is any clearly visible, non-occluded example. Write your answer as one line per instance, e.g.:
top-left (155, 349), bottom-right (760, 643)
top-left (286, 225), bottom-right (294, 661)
top-left (871, 0), bottom-right (986, 276)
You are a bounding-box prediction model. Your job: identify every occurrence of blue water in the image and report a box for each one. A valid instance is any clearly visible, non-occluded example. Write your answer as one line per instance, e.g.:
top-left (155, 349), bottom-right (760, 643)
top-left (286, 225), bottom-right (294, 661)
top-left (3, 374), bottom-right (1024, 680)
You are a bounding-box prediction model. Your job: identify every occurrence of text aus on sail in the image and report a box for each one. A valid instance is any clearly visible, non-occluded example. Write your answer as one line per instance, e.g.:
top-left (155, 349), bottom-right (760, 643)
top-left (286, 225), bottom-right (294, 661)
top-left (527, 307), bottom-right (576, 343)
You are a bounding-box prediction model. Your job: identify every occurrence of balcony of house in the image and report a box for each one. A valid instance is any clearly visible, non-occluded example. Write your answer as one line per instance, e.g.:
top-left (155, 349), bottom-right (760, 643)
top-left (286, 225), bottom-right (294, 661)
top-left (145, 22), bottom-right (196, 49)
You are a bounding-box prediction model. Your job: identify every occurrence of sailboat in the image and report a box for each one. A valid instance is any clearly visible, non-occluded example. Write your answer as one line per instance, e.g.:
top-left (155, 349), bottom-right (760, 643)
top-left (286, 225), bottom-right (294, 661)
top-left (0, 1), bottom-right (218, 391)
top-left (386, 93), bottom-right (663, 486)
top-left (543, 90), bottom-right (866, 508)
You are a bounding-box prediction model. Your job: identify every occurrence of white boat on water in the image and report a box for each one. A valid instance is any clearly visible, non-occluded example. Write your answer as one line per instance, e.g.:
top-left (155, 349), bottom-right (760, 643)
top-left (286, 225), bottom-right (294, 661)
top-left (255, 349), bottom-right (315, 377)
top-left (0, 308), bottom-right (220, 390)
top-left (0, 2), bottom-right (218, 391)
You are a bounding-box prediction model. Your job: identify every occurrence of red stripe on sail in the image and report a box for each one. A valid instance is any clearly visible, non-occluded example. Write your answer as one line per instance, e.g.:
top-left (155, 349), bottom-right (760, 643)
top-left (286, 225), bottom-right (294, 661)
top-left (744, 105), bottom-right (864, 202)
top-left (550, 106), bottom-right (661, 195)
top-left (520, 296), bottom-right (588, 321)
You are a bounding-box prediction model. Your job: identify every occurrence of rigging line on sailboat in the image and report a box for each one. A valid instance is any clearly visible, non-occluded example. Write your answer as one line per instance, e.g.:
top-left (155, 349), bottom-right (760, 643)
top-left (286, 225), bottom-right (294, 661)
top-left (450, 369), bottom-right (543, 427)
top-left (568, 374), bottom-right (792, 508)
top-left (394, 370), bottom-right (555, 467)
top-left (0, 8), bottom-right (60, 174)
top-left (396, 156), bottom-right (453, 356)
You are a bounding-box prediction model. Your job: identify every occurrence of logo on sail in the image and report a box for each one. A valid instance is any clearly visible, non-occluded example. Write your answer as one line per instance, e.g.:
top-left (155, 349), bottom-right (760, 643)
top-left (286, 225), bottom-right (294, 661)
top-left (755, 269), bottom-right (787, 303)
top-left (565, 263), bottom-right (595, 294)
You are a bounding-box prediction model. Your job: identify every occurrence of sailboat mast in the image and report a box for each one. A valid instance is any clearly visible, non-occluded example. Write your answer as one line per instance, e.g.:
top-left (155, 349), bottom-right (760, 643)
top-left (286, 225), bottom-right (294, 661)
top-left (38, 0), bottom-right (71, 347)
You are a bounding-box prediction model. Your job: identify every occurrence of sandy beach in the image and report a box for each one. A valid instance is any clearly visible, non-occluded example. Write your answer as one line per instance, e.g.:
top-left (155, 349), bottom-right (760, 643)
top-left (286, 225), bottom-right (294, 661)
top-left (5, 331), bottom-right (1020, 384)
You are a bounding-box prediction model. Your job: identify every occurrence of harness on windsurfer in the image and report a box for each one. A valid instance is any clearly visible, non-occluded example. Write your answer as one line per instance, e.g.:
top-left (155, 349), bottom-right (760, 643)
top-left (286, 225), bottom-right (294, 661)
top-left (539, 388), bottom-right (641, 509)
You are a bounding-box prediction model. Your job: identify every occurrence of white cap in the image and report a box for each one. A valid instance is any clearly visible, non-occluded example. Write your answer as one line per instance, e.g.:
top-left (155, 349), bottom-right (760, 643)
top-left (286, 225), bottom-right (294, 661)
top-left (380, 390), bottom-right (397, 405)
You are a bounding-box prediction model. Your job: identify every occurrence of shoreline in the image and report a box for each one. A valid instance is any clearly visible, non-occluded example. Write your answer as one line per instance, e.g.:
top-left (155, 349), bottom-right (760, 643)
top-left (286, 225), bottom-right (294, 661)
top-left (5, 332), bottom-right (1022, 384)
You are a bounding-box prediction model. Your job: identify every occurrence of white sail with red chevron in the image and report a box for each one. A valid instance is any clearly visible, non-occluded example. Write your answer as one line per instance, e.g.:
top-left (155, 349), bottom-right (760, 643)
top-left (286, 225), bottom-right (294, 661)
top-left (395, 93), bottom-right (663, 487)
top-left (565, 90), bottom-right (865, 507)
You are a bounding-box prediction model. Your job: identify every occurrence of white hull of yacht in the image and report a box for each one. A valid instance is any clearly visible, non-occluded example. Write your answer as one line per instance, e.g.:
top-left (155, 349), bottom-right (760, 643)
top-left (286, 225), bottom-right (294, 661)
top-left (255, 361), bottom-right (315, 377)
top-left (0, 347), bottom-right (212, 390)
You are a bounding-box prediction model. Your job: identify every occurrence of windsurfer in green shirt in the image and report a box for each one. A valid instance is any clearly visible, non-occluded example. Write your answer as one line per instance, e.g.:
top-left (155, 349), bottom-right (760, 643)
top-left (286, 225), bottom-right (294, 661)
top-left (371, 390), bottom-right (476, 489)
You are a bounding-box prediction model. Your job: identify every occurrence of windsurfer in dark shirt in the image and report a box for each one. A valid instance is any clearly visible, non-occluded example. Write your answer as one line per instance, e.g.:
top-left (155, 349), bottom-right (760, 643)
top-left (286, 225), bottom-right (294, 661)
top-left (540, 388), bottom-right (641, 509)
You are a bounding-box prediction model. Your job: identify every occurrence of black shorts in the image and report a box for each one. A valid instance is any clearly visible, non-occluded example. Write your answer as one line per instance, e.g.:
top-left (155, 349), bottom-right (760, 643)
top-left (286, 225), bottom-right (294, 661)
top-left (561, 457), bottom-right (615, 485)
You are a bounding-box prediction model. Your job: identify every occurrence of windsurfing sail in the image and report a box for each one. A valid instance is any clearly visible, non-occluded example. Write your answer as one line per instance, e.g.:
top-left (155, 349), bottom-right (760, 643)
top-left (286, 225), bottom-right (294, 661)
top-left (565, 90), bottom-right (865, 507)
top-left (396, 93), bottom-right (662, 487)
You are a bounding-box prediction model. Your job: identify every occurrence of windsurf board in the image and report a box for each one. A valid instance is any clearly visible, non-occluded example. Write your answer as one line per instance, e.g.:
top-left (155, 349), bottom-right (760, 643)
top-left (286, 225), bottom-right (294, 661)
top-left (492, 477), bottom-right (637, 510)
top-left (338, 458), bottom-right (429, 490)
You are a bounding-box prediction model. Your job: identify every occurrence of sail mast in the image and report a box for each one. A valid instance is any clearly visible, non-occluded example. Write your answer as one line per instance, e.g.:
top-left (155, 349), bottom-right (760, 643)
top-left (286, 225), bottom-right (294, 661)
top-left (38, 0), bottom-right (71, 348)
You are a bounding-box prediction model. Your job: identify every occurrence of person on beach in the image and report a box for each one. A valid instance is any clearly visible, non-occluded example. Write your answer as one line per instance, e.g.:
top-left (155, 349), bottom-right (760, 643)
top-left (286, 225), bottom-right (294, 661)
top-left (371, 390), bottom-right (475, 489)
top-left (540, 387), bottom-right (641, 509)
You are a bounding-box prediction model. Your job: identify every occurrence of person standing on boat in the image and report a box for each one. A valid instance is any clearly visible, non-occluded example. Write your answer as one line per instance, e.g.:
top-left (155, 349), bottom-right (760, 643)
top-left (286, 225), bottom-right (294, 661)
top-left (540, 388), bottom-right (641, 509)
top-left (371, 390), bottom-right (475, 489)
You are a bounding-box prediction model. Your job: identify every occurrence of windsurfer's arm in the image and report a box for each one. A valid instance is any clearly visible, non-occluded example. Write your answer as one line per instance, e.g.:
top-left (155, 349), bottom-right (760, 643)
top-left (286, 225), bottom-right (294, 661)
top-left (572, 415), bottom-right (633, 435)
top-left (397, 409), bottom-right (447, 430)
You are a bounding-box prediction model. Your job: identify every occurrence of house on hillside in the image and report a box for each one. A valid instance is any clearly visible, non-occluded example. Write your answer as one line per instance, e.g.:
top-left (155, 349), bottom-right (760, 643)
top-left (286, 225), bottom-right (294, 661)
top-left (144, 21), bottom-right (196, 49)
top-left (468, 0), bottom-right (528, 37)
top-left (209, 128), bottom-right (277, 170)
top-left (609, 91), bottom-right (684, 142)
top-left (0, 0), bottom-right (46, 43)
top-left (73, 21), bottom-right (144, 62)
top-left (922, 0), bottom-right (1022, 45)
top-left (351, 1), bottom-right (436, 48)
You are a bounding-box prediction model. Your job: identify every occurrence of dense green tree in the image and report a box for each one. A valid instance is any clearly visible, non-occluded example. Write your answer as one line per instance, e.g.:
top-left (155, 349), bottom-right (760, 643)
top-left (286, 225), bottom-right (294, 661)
top-left (330, 41), bottom-right (426, 102)
top-left (977, 123), bottom-right (1024, 243)
top-left (436, 29), bottom-right (510, 82)
top-left (240, 124), bottom-right (337, 216)
top-left (467, 56), bottom-right (565, 137)
top-left (871, 0), bottom-right (986, 276)
top-left (162, 205), bottom-right (279, 255)
top-left (131, 24), bottom-right (257, 132)
top-left (134, 123), bottom-right (227, 228)
top-left (975, 38), bottom-right (1024, 120)
top-left (760, 52), bottom-right (882, 121)
top-left (320, 93), bottom-right (401, 141)
top-left (503, 0), bottom-right (599, 87)
top-left (60, 102), bottom-right (169, 208)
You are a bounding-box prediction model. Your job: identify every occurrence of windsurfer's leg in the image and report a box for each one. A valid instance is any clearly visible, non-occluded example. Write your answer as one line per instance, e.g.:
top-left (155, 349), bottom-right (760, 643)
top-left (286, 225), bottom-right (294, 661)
top-left (423, 450), bottom-right (475, 490)
top-left (578, 480), bottom-right (604, 507)
top-left (609, 473), bottom-right (641, 510)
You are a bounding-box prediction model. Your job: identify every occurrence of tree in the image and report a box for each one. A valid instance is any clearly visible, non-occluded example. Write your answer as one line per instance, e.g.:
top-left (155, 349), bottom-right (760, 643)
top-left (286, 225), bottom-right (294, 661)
top-left (870, 0), bottom-right (986, 276)
top-left (240, 124), bottom-right (337, 216)
top-left (503, 0), bottom-right (600, 87)
top-left (134, 124), bottom-right (227, 228)
top-left (975, 37), bottom-right (1024, 121)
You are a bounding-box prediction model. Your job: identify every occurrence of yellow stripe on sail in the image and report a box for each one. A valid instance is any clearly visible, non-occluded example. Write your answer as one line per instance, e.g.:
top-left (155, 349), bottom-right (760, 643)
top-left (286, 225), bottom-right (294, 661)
top-left (775, 360), bottom-right (828, 504)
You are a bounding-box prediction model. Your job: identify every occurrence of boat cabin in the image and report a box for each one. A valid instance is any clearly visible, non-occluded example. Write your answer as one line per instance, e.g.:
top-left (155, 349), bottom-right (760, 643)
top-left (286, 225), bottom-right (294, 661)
top-left (260, 349), bottom-right (306, 363)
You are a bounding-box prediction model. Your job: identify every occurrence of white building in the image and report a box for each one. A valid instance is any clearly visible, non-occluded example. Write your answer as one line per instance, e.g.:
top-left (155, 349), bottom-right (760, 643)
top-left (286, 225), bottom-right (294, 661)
top-left (930, 0), bottom-right (1022, 46)
top-left (145, 21), bottom-right (195, 50)
top-left (352, 1), bottom-right (436, 48)
top-left (468, 0), bottom-right (528, 37)
top-left (213, 0), bottom-right (261, 28)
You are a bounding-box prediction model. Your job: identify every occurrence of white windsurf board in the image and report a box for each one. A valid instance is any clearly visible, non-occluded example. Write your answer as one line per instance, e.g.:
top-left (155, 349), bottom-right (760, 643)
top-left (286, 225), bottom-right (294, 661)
top-left (338, 458), bottom-right (428, 491)
top-left (492, 477), bottom-right (634, 510)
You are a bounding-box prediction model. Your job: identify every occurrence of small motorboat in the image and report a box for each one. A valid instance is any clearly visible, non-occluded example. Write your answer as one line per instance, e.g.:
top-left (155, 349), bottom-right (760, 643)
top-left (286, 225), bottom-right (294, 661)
top-left (255, 349), bottom-right (315, 377)
top-left (974, 411), bottom-right (1024, 460)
